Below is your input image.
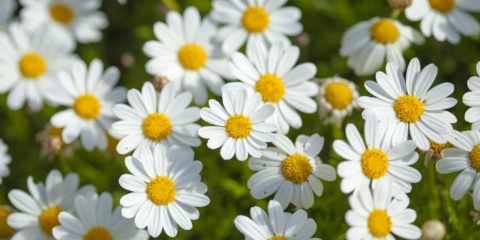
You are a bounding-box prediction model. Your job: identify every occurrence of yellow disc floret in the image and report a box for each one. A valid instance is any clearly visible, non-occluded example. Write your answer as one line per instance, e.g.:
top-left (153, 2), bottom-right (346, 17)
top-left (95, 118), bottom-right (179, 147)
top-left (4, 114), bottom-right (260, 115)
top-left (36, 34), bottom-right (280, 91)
top-left (255, 74), bottom-right (285, 103)
top-left (429, 139), bottom-right (453, 155)
top-left (281, 154), bottom-right (312, 184)
top-left (242, 6), bottom-right (270, 33)
top-left (83, 226), bottom-right (112, 240)
top-left (324, 82), bottom-right (353, 110)
top-left (470, 144), bottom-right (480, 172)
top-left (0, 207), bottom-right (15, 238)
top-left (38, 206), bottom-right (62, 237)
top-left (394, 95), bottom-right (424, 123)
top-left (19, 53), bottom-right (47, 79)
top-left (370, 19), bottom-right (399, 44)
top-left (361, 149), bottom-right (389, 179)
top-left (429, 0), bottom-right (455, 13)
top-left (368, 209), bottom-right (392, 238)
top-left (225, 115), bottom-right (252, 139)
top-left (73, 94), bottom-right (101, 120)
top-left (178, 44), bottom-right (207, 70)
top-left (147, 176), bottom-right (176, 205)
top-left (268, 236), bottom-right (289, 240)
top-left (142, 113), bottom-right (172, 141)
top-left (50, 3), bottom-right (75, 24)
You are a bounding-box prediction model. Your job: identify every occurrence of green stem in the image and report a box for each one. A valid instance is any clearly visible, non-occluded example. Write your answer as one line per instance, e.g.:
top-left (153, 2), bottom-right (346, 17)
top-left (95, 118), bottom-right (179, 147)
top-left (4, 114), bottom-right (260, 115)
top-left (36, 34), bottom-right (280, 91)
top-left (161, 0), bottom-right (182, 12)
top-left (390, 9), bottom-right (402, 19)
top-left (428, 158), bottom-right (440, 218)
top-left (58, 153), bottom-right (71, 173)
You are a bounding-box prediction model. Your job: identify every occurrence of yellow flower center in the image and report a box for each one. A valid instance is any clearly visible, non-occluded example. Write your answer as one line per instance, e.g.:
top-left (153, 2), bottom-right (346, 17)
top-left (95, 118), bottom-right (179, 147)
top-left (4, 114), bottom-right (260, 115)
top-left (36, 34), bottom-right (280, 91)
top-left (147, 176), bottom-right (176, 205)
top-left (142, 113), bottom-right (172, 141)
top-left (83, 226), bottom-right (112, 240)
top-left (19, 53), bottom-right (47, 79)
top-left (324, 82), bottom-right (353, 110)
top-left (281, 154), bottom-right (312, 184)
top-left (38, 206), bottom-right (62, 237)
top-left (255, 74), bottom-right (285, 103)
top-left (268, 236), bottom-right (289, 240)
top-left (429, 139), bottom-right (453, 155)
top-left (50, 3), bottom-right (75, 24)
top-left (370, 19), bottom-right (399, 44)
top-left (361, 149), bottom-right (389, 179)
top-left (225, 115), bottom-right (252, 139)
top-left (368, 209), bottom-right (392, 238)
top-left (470, 144), bottom-right (480, 172)
top-left (73, 94), bottom-right (101, 120)
top-left (394, 95), bottom-right (424, 123)
top-left (0, 207), bottom-right (15, 238)
top-left (429, 0), bottom-right (455, 13)
top-left (178, 44), bottom-right (207, 70)
top-left (242, 6), bottom-right (270, 33)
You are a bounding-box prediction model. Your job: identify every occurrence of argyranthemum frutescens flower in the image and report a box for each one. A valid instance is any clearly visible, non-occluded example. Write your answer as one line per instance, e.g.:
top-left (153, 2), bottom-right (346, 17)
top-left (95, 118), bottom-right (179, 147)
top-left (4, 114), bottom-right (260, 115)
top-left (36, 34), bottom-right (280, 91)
top-left (234, 200), bottom-right (320, 240)
top-left (112, 81), bottom-right (201, 155)
top-left (224, 42), bottom-right (318, 134)
top-left (48, 59), bottom-right (126, 151)
top-left (0, 205), bottom-right (15, 239)
top-left (198, 89), bottom-right (276, 161)
top-left (316, 76), bottom-right (359, 125)
top-left (0, 22), bottom-right (75, 111)
top-left (210, 0), bottom-right (303, 53)
top-left (143, 7), bottom-right (232, 105)
top-left (0, 0), bottom-right (16, 31)
top-left (406, 0), bottom-right (480, 44)
top-left (340, 17), bottom-right (424, 76)
top-left (7, 169), bottom-right (94, 240)
top-left (0, 139), bottom-right (11, 185)
top-left (345, 181), bottom-right (422, 240)
top-left (19, 0), bottom-right (108, 43)
top-left (463, 62), bottom-right (480, 130)
top-left (358, 58), bottom-right (457, 151)
top-left (52, 192), bottom-right (149, 240)
top-left (333, 117), bottom-right (421, 199)
top-left (248, 134), bottom-right (336, 209)
top-left (119, 145), bottom-right (210, 238)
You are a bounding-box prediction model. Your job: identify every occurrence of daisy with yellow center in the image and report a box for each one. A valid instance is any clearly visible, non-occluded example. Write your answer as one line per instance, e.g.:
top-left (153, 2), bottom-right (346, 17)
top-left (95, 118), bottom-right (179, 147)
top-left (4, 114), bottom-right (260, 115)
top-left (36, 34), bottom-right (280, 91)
top-left (333, 118), bottom-right (421, 199)
top-left (211, 0), bottom-right (303, 53)
top-left (143, 7), bottom-right (232, 105)
top-left (112, 82), bottom-right (201, 155)
top-left (52, 192), bottom-right (148, 240)
top-left (358, 58), bottom-right (457, 151)
top-left (463, 62), bottom-right (480, 130)
top-left (317, 77), bottom-right (359, 124)
top-left (406, 0), bottom-right (480, 44)
top-left (340, 17), bottom-right (424, 76)
top-left (119, 145), bottom-right (210, 238)
top-left (234, 200), bottom-right (320, 240)
top-left (48, 59), bottom-right (126, 152)
top-left (248, 134), bottom-right (336, 209)
top-left (198, 89), bottom-right (277, 161)
top-left (345, 181), bottom-right (422, 240)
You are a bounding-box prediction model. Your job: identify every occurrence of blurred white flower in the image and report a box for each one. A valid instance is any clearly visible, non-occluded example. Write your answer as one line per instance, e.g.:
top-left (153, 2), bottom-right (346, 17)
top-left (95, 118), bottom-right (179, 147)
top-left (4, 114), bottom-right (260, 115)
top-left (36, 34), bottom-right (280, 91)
top-left (317, 77), bottom-right (359, 125)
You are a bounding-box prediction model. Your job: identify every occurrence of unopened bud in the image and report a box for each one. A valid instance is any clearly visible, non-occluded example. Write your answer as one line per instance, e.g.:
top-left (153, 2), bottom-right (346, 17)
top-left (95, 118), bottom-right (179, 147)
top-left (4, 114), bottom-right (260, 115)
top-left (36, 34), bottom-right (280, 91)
top-left (152, 76), bottom-right (170, 91)
top-left (388, 0), bottom-right (412, 9)
top-left (422, 220), bottom-right (446, 240)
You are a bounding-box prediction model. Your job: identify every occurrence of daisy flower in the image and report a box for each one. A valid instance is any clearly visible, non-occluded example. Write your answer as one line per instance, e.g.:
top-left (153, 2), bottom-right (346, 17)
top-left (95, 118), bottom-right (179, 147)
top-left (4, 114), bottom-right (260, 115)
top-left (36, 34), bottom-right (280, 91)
top-left (224, 42), bottom-right (318, 134)
top-left (143, 7), bottom-right (231, 105)
top-left (316, 76), bottom-right (359, 125)
top-left (345, 181), bottom-right (422, 240)
top-left (7, 170), bottom-right (95, 240)
top-left (0, 205), bottom-right (15, 239)
top-left (357, 58), bottom-right (457, 151)
top-left (333, 117), bottom-right (422, 199)
top-left (463, 62), bottom-right (480, 130)
top-left (234, 200), bottom-right (320, 240)
top-left (405, 0), bottom-right (480, 44)
top-left (19, 0), bottom-right (108, 43)
top-left (48, 59), bottom-right (126, 151)
top-left (248, 134), bottom-right (336, 209)
top-left (210, 0), bottom-right (303, 53)
top-left (0, 0), bottom-right (16, 31)
top-left (112, 81), bottom-right (201, 155)
top-left (198, 89), bottom-right (276, 161)
top-left (340, 17), bottom-right (424, 76)
top-left (52, 192), bottom-right (149, 240)
top-left (0, 23), bottom-right (75, 111)
top-left (0, 140), bottom-right (11, 184)
top-left (119, 145), bottom-right (210, 238)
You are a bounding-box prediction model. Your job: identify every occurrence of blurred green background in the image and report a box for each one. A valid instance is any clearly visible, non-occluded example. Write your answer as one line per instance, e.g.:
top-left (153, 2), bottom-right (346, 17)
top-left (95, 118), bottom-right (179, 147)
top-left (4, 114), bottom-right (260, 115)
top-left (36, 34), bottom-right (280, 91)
top-left (1, 0), bottom-right (480, 239)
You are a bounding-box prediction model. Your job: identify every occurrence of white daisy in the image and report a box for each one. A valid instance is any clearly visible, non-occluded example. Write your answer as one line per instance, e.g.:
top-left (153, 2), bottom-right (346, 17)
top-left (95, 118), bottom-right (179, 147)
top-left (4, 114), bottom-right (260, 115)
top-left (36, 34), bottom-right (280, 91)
top-left (0, 22), bottom-right (75, 111)
top-left (463, 62), bottom-right (480, 130)
top-left (143, 7), bottom-right (232, 105)
top-left (198, 89), bottom-right (276, 161)
top-left (333, 117), bottom-right (422, 199)
top-left (7, 169), bottom-right (95, 240)
top-left (0, 139), bottom-right (11, 184)
top-left (340, 17), bottom-right (424, 76)
top-left (234, 200), bottom-right (320, 240)
top-left (0, 205), bottom-right (16, 239)
top-left (119, 145), bottom-right (210, 238)
top-left (52, 192), bottom-right (149, 240)
top-left (316, 76), bottom-right (359, 125)
top-left (19, 0), bottom-right (108, 43)
top-left (248, 134), bottom-right (336, 209)
top-left (405, 0), bottom-right (480, 44)
top-left (210, 0), bottom-right (303, 53)
top-left (357, 58), bottom-right (457, 151)
top-left (224, 42), bottom-right (318, 134)
top-left (0, 0), bottom-right (16, 31)
top-left (48, 59), bottom-right (126, 151)
top-left (112, 81), bottom-right (200, 155)
top-left (345, 181), bottom-right (422, 240)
